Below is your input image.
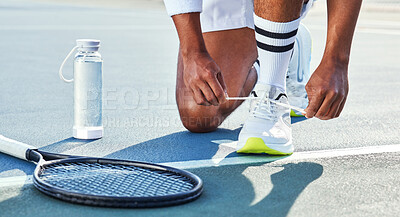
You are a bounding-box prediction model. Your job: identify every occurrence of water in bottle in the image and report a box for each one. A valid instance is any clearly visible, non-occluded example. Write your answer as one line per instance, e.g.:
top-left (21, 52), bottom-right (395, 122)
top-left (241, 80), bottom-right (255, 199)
top-left (59, 39), bottom-right (103, 139)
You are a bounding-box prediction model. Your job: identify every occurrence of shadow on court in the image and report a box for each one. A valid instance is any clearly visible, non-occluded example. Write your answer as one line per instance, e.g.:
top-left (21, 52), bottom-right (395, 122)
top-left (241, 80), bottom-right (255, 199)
top-left (105, 128), bottom-right (242, 163)
top-left (105, 116), bottom-right (308, 163)
top-left (40, 137), bottom-right (100, 153)
top-left (0, 161), bottom-right (323, 217)
top-left (0, 116), bottom-right (308, 176)
top-left (251, 162), bottom-right (324, 216)
top-left (291, 116), bottom-right (307, 124)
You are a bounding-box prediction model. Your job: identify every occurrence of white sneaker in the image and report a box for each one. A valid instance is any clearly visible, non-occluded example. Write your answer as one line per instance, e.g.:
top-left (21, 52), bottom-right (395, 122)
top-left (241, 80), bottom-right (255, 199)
top-left (237, 83), bottom-right (293, 155)
top-left (286, 23), bottom-right (312, 117)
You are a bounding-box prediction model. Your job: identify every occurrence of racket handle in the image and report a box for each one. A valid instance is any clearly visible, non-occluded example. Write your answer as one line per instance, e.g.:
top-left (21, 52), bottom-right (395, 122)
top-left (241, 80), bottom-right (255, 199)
top-left (0, 135), bottom-right (35, 161)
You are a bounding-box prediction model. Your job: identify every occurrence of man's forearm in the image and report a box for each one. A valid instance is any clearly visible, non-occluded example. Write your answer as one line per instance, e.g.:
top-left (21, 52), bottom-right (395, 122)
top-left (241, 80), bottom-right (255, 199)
top-left (324, 0), bottom-right (362, 66)
top-left (171, 12), bottom-right (227, 106)
top-left (172, 13), bottom-right (207, 57)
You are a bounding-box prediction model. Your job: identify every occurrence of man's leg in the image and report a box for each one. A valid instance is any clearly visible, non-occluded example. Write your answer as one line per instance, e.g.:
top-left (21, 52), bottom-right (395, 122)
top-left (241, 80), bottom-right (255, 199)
top-left (253, 0), bottom-right (304, 90)
top-left (176, 27), bottom-right (258, 133)
top-left (237, 0), bottom-right (307, 155)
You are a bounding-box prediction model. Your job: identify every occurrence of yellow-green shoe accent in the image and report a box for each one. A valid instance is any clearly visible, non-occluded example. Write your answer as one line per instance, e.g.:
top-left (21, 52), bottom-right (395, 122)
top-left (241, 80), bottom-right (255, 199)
top-left (237, 137), bottom-right (292, 155)
top-left (290, 109), bottom-right (304, 117)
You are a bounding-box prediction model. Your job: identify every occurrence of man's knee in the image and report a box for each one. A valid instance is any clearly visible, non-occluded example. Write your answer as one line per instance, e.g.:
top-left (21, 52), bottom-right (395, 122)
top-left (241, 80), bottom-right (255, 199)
top-left (178, 107), bottom-right (224, 133)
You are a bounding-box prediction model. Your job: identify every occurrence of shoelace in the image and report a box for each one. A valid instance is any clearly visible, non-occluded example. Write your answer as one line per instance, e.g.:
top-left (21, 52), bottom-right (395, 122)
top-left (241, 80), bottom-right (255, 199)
top-left (226, 96), bottom-right (306, 115)
top-left (250, 95), bottom-right (277, 120)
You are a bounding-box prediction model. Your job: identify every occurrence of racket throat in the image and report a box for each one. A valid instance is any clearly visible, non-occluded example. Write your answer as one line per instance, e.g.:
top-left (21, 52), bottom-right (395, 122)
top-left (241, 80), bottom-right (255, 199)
top-left (26, 149), bottom-right (42, 163)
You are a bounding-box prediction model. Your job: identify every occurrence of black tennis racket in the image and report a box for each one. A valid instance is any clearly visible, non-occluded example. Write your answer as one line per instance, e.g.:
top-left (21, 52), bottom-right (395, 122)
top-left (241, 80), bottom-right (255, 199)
top-left (0, 135), bottom-right (203, 208)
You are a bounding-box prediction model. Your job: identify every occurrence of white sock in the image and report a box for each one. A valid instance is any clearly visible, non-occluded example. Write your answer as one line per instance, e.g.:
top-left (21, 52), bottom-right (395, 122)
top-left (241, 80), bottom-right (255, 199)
top-left (254, 14), bottom-right (301, 92)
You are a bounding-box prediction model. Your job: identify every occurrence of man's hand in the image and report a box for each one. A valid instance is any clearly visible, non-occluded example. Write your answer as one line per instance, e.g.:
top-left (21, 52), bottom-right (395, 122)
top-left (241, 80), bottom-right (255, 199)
top-left (172, 12), bottom-right (227, 106)
top-left (182, 51), bottom-right (227, 106)
top-left (304, 59), bottom-right (348, 119)
top-left (304, 0), bottom-right (362, 120)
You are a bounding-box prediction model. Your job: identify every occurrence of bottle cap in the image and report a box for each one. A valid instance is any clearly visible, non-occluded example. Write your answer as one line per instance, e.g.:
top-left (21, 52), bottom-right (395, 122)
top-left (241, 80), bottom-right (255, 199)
top-left (76, 39), bottom-right (100, 52)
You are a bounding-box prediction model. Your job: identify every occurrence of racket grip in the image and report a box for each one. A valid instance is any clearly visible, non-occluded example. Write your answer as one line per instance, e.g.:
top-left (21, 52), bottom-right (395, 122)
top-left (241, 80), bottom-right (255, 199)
top-left (0, 135), bottom-right (35, 160)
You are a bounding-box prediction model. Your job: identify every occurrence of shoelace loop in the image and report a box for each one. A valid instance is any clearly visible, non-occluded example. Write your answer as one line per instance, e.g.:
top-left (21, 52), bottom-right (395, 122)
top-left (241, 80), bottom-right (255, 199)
top-left (249, 92), bottom-right (279, 120)
top-left (226, 96), bottom-right (306, 115)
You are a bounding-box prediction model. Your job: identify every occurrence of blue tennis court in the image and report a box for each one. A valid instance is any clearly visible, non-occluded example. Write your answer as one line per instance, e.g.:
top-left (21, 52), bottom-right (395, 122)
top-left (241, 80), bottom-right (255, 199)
top-left (1, 0), bottom-right (400, 216)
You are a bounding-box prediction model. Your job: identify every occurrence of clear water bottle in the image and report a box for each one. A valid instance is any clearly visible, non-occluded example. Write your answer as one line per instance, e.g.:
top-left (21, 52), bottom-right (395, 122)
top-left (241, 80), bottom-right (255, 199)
top-left (59, 39), bottom-right (103, 139)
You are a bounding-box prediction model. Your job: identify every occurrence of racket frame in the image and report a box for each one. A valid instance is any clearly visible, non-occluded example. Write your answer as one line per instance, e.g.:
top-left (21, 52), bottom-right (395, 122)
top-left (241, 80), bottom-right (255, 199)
top-left (0, 138), bottom-right (204, 208)
top-left (26, 150), bottom-right (203, 207)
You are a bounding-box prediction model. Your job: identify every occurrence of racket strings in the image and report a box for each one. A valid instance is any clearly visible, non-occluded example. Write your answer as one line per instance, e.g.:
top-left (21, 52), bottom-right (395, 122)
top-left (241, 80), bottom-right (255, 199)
top-left (38, 162), bottom-right (195, 197)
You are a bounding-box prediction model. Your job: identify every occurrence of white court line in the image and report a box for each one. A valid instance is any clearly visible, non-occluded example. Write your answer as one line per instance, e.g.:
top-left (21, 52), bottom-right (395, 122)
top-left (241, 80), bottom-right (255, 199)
top-left (0, 176), bottom-right (33, 188)
top-left (0, 144), bottom-right (399, 188)
top-left (164, 143), bottom-right (400, 169)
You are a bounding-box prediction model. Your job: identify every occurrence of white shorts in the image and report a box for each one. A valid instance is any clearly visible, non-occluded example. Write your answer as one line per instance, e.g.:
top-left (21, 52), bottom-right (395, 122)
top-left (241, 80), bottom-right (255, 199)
top-left (200, 0), bottom-right (314, 33)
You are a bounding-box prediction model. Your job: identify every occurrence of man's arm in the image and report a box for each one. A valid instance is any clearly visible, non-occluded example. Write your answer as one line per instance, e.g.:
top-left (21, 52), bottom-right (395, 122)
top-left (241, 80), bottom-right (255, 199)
top-left (304, 0), bottom-right (362, 119)
top-left (172, 13), bottom-right (227, 106)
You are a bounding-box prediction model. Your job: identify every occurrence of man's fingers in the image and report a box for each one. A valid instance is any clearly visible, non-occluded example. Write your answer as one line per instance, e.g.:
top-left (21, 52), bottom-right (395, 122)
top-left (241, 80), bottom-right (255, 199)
top-left (206, 72), bottom-right (227, 104)
top-left (197, 82), bottom-right (219, 106)
top-left (314, 92), bottom-right (337, 119)
top-left (320, 97), bottom-right (342, 120)
top-left (334, 97), bottom-right (347, 117)
top-left (192, 87), bottom-right (211, 106)
top-left (305, 93), bottom-right (324, 119)
top-left (217, 72), bottom-right (228, 96)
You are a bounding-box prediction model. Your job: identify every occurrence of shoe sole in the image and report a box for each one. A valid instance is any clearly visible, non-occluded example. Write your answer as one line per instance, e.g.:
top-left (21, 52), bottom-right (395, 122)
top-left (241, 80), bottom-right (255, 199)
top-left (290, 110), bottom-right (305, 117)
top-left (237, 137), bottom-right (293, 155)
